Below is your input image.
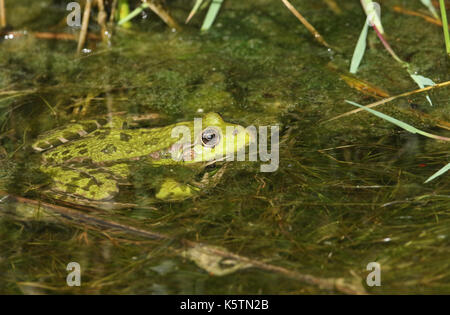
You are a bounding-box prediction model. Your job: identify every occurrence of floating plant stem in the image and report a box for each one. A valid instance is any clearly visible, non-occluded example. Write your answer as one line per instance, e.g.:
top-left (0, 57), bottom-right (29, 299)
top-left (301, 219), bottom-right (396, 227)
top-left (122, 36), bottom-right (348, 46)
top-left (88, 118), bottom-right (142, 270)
top-left (77, 0), bottom-right (92, 55)
top-left (345, 101), bottom-right (450, 183)
top-left (109, 0), bottom-right (118, 24)
top-left (97, 0), bottom-right (108, 43)
top-left (281, 0), bottom-right (332, 49)
top-left (345, 100), bottom-right (450, 142)
top-left (327, 80), bottom-right (450, 121)
top-left (372, 24), bottom-right (404, 65)
top-left (0, 0), bottom-right (5, 28)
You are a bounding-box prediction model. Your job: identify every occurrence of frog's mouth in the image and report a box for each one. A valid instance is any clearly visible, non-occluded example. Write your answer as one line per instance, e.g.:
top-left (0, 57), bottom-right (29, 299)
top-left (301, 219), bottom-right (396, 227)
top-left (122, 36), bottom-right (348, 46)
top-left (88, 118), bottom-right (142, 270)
top-left (167, 142), bottom-right (195, 162)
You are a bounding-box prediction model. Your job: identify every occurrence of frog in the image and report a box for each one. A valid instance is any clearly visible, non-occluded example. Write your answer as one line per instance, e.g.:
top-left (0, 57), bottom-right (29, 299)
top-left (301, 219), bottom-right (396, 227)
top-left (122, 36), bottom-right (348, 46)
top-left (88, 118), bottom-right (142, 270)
top-left (32, 113), bottom-right (252, 208)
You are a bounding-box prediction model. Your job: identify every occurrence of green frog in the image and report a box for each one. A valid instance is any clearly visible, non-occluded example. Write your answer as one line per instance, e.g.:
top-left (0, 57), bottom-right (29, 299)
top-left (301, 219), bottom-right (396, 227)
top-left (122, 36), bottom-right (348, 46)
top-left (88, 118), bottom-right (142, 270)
top-left (32, 113), bottom-right (251, 207)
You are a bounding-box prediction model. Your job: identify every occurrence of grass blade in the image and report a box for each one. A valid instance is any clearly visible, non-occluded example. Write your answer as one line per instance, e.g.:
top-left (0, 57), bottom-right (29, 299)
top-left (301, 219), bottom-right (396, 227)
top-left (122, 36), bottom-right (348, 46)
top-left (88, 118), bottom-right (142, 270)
top-left (424, 162), bottom-right (450, 183)
top-left (186, 0), bottom-right (205, 23)
top-left (350, 21), bottom-right (369, 73)
top-left (420, 0), bottom-right (440, 20)
top-left (439, 0), bottom-right (450, 56)
top-left (360, 0), bottom-right (384, 33)
top-left (118, 2), bottom-right (149, 26)
top-left (409, 73), bottom-right (435, 106)
top-left (201, 0), bottom-right (223, 31)
top-left (345, 100), bottom-right (450, 141)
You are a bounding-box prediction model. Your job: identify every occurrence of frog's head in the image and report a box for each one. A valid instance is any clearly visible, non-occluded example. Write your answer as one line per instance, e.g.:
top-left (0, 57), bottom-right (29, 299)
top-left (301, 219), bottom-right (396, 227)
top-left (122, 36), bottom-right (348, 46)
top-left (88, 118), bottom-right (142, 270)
top-left (192, 113), bottom-right (253, 163)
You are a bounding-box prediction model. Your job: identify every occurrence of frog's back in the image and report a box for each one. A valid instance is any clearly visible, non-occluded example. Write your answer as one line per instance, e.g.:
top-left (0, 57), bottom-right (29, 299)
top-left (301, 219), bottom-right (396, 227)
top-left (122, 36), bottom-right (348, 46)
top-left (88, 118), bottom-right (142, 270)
top-left (42, 124), bottom-right (188, 164)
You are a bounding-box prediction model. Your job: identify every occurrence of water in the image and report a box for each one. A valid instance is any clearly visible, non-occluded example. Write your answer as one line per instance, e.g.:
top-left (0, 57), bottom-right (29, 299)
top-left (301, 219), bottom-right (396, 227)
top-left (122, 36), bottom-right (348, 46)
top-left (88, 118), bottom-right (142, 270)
top-left (0, 0), bottom-right (449, 294)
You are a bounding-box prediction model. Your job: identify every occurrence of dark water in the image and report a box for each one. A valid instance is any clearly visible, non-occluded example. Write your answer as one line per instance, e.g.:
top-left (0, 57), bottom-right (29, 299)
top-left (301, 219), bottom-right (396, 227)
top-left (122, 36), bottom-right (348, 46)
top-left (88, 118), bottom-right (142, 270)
top-left (0, 0), bottom-right (449, 294)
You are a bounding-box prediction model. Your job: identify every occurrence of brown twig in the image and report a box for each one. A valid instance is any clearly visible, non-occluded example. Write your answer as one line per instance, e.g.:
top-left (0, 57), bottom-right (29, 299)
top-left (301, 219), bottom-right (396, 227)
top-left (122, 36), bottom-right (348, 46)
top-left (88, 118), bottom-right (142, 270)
top-left (393, 5), bottom-right (449, 28)
top-left (109, 0), bottom-right (118, 24)
top-left (77, 0), bottom-right (93, 54)
top-left (0, 30), bottom-right (101, 41)
top-left (96, 0), bottom-right (108, 43)
top-left (281, 0), bottom-right (332, 49)
top-left (0, 0), bottom-right (6, 28)
top-left (142, 0), bottom-right (180, 31)
top-left (1, 192), bottom-right (367, 294)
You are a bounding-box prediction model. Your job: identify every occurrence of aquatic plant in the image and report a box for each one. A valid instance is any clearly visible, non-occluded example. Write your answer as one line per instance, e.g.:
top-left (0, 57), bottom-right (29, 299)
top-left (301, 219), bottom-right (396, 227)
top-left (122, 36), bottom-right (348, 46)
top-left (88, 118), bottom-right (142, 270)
top-left (350, 0), bottom-right (438, 106)
top-left (345, 100), bottom-right (450, 182)
top-left (439, 0), bottom-right (450, 55)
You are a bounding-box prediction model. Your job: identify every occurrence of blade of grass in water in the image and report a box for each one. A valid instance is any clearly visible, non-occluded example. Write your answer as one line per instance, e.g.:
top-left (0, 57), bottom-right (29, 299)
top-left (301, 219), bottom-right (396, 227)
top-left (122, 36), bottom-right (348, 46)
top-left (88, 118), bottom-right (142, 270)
top-left (201, 0), bottom-right (223, 31)
top-left (346, 100), bottom-right (450, 183)
top-left (439, 0), bottom-right (450, 55)
top-left (421, 0), bottom-right (440, 20)
top-left (425, 162), bottom-right (450, 183)
top-left (118, 2), bottom-right (149, 26)
top-left (409, 74), bottom-right (435, 106)
top-left (356, 1), bottom-right (437, 105)
top-left (371, 23), bottom-right (436, 105)
top-left (186, 0), bottom-right (205, 23)
top-left (350, 20), bottom-right (369, 73)
top-left (345, 100), bottom-right (450, 141)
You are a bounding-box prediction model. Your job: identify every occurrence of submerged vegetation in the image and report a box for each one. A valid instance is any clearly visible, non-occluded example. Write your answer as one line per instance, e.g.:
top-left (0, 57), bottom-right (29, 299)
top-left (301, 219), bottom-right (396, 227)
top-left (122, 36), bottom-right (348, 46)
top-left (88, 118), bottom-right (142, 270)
top-left (0, 0), bottom-right (449, 294)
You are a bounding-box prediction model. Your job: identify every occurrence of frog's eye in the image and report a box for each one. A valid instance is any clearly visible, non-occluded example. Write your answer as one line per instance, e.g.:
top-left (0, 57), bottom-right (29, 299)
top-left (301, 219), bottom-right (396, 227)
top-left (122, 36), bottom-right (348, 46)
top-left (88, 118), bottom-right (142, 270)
top-left (201, 127), bottom-right (220, 148)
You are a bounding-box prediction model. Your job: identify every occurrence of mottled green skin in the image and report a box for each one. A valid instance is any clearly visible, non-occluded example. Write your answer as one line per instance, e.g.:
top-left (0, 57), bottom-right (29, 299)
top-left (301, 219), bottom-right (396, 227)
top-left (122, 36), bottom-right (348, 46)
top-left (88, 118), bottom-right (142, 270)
top-left (34, 113), bottom-right (250, 203)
